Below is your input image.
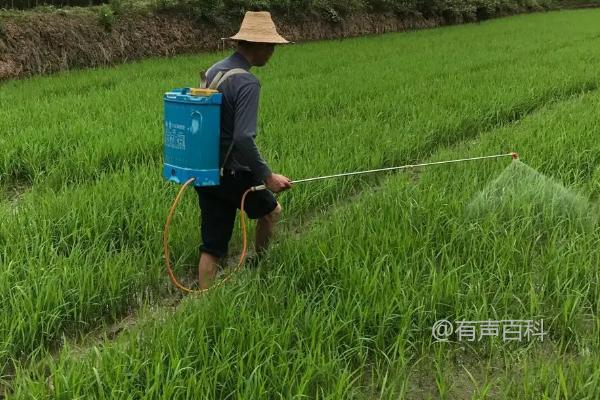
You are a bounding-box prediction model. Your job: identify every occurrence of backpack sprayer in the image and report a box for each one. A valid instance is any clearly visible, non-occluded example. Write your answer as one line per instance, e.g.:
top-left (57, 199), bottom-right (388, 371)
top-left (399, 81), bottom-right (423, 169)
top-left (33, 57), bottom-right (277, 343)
top-left (162, 80), bottom-right (519, 295)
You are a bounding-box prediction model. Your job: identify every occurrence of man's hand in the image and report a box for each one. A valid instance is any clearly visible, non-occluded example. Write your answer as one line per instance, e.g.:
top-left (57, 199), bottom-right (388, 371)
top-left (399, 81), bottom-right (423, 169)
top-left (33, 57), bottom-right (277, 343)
top-left (264, 173), bottom-right (292, 193)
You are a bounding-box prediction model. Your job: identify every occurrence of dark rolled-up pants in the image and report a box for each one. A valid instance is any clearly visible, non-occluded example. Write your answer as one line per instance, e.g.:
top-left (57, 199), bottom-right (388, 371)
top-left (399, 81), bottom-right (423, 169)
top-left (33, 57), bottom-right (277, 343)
top-left (194, 169), bottom-right (278, 258)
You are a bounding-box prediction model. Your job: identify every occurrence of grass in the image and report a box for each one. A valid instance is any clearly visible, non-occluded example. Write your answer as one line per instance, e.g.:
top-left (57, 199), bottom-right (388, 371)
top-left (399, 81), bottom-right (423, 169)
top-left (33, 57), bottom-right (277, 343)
top-left (8, 86), bottom-right (600, 399)
top-left (0, 8), bottom-right (599, 399)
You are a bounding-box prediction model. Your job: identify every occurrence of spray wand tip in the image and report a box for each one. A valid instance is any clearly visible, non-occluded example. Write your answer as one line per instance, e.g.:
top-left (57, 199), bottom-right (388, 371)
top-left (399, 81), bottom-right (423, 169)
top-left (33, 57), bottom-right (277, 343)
top-left (511, 152), bottom-right (519, 160)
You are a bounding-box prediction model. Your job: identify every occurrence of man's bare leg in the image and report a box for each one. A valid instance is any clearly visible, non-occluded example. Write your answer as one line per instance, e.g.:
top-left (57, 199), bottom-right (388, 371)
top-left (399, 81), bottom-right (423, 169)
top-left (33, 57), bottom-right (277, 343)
top-left (198, 252), bottom-right (219, 290)
top-left (199, 203), bottom-right (281, 286)
top-left (255, 203), bottom-right (282, 256)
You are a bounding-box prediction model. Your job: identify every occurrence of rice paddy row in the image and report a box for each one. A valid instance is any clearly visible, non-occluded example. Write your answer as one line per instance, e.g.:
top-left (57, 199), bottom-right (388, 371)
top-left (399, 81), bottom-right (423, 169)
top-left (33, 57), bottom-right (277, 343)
top-left (8, 70), bottom-right (600, 399)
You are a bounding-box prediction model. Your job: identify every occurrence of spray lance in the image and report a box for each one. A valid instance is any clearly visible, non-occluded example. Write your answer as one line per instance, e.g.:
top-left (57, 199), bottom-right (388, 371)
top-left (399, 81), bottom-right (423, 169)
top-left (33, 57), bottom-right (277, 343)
top-left (249, 152), bottom-right (520, 192)
top-left (161, 86), bottom-right (519, 294)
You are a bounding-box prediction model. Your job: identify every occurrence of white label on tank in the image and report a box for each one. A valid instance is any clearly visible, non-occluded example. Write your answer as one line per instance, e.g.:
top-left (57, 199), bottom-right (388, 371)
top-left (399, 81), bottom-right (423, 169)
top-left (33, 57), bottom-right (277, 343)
top-left (166, 133), bottom-right (186, 150)
top-left (166, 123), bottom-right (187, 150)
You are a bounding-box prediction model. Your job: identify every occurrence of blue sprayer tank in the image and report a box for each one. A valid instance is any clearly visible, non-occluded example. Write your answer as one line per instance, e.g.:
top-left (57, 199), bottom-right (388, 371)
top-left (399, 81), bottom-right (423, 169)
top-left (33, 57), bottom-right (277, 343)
top-left (163, 88), bottom-right (222, 187)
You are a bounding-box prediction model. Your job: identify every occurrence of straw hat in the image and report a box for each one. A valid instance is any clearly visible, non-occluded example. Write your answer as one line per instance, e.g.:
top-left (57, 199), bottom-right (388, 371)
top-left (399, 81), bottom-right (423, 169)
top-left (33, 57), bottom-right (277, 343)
top-left (222, 11), bottom-right (292, 44)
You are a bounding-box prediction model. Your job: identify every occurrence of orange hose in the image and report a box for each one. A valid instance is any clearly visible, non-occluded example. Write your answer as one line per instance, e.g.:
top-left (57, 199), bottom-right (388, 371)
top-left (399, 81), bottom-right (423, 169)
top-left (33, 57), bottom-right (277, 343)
top-left (163, 177), bottom-right (253, 294)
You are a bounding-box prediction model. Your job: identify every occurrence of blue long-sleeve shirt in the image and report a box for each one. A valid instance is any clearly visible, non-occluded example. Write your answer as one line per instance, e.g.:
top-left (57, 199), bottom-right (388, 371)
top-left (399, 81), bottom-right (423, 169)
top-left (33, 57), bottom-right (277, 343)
top-left (205, 51), bottom-right (272, 181)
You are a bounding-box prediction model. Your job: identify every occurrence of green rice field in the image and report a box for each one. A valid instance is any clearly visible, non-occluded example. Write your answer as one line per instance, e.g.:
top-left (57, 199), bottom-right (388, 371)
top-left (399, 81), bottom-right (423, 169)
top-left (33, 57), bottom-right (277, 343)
top-left (1, 8), bottom-right (599, 399)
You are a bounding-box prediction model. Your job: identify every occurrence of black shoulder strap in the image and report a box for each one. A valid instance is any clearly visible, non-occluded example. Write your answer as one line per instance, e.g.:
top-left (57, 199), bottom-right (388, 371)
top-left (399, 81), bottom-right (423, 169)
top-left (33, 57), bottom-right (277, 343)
top-left (202, 67), bottom-right (250, 176)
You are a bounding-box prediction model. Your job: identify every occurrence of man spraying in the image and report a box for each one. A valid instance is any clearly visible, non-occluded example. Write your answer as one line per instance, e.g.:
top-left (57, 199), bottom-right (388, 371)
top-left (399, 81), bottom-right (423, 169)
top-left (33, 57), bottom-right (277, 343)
top-left (196, 12), bottom-right (293, 289)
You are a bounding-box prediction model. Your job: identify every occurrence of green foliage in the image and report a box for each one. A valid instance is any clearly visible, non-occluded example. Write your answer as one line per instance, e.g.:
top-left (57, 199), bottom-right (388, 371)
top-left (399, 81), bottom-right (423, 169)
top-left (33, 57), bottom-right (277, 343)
top-left (0, 0), bottom-right (595, 14)
top-left (161, 0), bottom-right (564, 23)
top-left (312, 0), bottom-right (365, 21)
top-left (185, 0), bottom-right (225, 23)
top-left (366, 0), bottom-right (418, 15)
top-left (247, 0), bottom-right (272, 10)
top-left (314, 0), bottom-right (343, 21)
top-left (267, 0), bottom-right (315, 14)
top-left (109, 0), bottom-right (122, 14)
top-left (153, 0), bottom-right (179, 12)
top-left (97, 3), bottom-right (115, 29)
top-left (158, 0), bottom-right (260, 24)
top-left (221, 0), bottom-right (279, 18)
top-left (0, 0), bottom-right (106, 10)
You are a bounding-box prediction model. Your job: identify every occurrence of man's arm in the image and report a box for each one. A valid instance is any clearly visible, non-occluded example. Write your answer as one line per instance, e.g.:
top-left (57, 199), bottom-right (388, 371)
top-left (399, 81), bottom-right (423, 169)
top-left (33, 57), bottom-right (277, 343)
top-left (232, 81), bottom-right (272, 182)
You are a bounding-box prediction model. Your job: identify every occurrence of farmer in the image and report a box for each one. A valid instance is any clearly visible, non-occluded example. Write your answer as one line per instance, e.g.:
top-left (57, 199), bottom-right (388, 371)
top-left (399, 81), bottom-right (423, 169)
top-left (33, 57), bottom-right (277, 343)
top-left (196, 11), bottom-right (293, 289)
